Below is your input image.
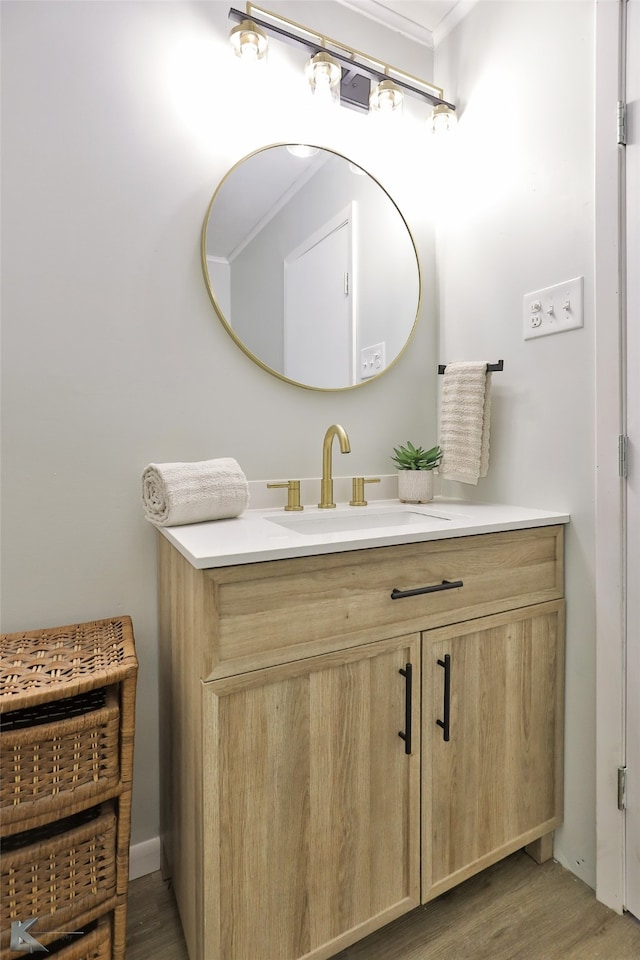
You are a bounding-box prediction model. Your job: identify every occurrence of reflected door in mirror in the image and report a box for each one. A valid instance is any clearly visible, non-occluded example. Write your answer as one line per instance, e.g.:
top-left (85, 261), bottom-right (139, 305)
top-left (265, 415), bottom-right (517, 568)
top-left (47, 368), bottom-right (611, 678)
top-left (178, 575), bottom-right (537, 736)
top-left (284, 205), bottom-right (354, 388)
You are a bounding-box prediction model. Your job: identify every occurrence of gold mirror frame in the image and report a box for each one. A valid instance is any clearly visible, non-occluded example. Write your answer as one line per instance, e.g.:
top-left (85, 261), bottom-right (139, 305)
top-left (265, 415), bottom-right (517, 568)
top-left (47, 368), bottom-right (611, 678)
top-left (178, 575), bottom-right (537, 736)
top-left (201, 144), bottom-right (422, 392)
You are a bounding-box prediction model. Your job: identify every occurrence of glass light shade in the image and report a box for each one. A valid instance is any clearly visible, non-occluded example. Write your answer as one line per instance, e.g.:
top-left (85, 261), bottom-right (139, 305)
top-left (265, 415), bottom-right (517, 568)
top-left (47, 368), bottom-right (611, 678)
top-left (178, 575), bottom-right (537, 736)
top-left (229, 20), bottom-right (268, 61)
top-left (305, 52), bottom-right (341, 103)
top-left (432, 103), bottom-right (458, 134)
top-left (370, 79), bottom-right (404, 113)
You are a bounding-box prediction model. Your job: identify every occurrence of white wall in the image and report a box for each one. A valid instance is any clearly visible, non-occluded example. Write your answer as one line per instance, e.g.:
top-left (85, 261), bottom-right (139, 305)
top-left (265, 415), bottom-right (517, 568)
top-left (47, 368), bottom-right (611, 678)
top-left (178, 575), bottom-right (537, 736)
top-left (0, 1), bottom-right (439, 852)
top-left (1, 0), bottom-right (600, 892)
top-left (435, 1), bottom-right (597, 887)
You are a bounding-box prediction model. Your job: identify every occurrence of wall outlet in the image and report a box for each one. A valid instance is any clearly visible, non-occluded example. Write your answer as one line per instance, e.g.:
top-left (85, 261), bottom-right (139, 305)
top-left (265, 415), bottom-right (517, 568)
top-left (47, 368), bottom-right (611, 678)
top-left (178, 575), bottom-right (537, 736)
top-left (523, 277), bottom-right (584, 340)
top-left (360, 342), bottom-right (385, 380)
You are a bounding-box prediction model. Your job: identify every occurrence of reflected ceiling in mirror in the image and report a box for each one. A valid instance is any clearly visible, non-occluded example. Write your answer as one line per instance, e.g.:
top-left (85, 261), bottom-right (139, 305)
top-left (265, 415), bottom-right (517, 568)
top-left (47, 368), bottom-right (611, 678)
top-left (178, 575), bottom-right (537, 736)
top-left (201, 144), bottom-right (421, 391)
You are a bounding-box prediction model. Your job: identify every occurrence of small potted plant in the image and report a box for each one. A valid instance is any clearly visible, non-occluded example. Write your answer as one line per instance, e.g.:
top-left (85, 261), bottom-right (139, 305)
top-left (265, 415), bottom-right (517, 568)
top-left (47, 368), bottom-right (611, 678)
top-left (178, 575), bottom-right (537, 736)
top-left (391, 441), bottom-right (442, 503)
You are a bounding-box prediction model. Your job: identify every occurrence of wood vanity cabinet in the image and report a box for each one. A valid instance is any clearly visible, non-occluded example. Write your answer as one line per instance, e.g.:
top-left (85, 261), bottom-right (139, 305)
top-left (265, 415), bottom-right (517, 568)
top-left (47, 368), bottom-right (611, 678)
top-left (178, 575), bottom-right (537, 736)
top-left (158, 523), bottom-right (564, 960)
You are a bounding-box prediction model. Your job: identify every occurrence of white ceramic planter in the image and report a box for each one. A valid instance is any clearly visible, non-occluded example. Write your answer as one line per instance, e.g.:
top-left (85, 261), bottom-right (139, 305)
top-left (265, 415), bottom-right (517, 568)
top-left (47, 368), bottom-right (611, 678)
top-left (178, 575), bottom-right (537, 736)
top-left (397, 470), bottom-right (434, 504)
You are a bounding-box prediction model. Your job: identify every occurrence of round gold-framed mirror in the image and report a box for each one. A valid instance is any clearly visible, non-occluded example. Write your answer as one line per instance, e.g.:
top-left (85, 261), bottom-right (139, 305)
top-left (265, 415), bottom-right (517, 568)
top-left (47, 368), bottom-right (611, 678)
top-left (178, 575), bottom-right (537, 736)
top-left (201, 144), bottom-right (421, 391)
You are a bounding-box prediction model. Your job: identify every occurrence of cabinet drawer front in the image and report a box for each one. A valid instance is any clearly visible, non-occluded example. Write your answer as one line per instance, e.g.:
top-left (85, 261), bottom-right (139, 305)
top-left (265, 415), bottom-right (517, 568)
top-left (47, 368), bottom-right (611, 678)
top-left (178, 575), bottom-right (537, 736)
top-left (203, 526), bottom-right (563, 678)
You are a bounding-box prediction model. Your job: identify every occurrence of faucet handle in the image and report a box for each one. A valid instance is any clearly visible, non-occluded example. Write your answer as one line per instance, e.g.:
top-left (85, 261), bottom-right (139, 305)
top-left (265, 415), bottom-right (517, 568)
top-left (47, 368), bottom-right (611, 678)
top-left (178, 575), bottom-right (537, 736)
top-left (267, 480), bottom-right (303, 511)
top-left (350, 477), bottom-right (381, 507)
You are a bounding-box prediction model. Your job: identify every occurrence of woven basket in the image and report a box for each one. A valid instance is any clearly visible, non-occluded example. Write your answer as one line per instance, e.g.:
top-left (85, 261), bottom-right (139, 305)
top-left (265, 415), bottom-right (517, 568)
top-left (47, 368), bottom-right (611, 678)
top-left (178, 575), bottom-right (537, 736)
top-left (1, 687), bottom-right (121, 831)
top-left (0, 617), bottom-right (138, 710)
top-left (0, 915), bottom-right (112, 960)
top-left (0, 804), bottom-right (118, 956)
top-left (50, 917), bottom-right (112, 960)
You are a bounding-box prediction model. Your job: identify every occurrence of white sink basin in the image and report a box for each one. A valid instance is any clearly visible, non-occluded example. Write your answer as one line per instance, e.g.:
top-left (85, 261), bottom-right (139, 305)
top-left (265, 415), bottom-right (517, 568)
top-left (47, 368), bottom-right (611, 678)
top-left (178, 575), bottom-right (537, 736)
top-left (267, 506), bottom-right (454, 536)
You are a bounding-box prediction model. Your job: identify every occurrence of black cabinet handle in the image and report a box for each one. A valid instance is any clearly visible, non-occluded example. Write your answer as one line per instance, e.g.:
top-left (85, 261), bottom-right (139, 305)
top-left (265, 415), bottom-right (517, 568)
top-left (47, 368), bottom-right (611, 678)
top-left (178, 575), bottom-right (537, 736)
top-left (436, 654), bottom-right (451, 742)
top-left (390, 579), bottom-right (463, 600)
top-left (398, 663), bottom-right (412, 754)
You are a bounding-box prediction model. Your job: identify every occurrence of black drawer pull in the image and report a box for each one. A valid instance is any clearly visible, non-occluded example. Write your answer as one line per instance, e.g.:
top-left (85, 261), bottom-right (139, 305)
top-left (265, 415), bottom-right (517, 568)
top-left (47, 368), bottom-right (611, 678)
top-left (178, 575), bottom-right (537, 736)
top-left (436, 654), bottom-right (451, 742)
top-left (398, 663), bottom-right (413, 754)
top-left (390, 579), bottom-right (463, 600)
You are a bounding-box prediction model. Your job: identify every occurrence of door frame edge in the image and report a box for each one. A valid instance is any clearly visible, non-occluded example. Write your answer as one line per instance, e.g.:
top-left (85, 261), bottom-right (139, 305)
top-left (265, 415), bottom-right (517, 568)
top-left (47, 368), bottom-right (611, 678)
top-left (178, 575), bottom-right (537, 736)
top-left (595, 0), bottom-right (626, 914)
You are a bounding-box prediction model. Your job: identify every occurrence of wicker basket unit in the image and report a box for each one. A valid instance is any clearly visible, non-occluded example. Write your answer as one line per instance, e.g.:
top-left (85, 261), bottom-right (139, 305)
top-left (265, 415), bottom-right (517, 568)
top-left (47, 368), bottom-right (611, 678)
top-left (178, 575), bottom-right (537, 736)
top-left (0, 617), bottom-right (137, 960)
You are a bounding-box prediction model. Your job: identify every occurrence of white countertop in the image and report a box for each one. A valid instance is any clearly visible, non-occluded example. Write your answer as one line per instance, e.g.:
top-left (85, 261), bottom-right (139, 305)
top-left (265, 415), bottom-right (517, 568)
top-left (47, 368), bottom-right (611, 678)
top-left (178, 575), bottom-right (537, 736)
top-left (158, 497), bottom-right (570, 570)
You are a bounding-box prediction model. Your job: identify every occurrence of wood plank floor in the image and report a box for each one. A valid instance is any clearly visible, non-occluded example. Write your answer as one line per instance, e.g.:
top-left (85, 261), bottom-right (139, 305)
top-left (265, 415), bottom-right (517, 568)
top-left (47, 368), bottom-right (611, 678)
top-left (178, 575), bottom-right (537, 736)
top-left (126, 850), bottom-right (640, 960)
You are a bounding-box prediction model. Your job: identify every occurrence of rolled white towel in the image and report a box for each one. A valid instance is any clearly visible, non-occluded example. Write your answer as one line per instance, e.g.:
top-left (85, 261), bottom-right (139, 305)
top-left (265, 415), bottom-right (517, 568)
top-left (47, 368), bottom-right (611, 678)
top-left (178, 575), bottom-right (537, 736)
top-left (142, 458), bottom-right (249, 527)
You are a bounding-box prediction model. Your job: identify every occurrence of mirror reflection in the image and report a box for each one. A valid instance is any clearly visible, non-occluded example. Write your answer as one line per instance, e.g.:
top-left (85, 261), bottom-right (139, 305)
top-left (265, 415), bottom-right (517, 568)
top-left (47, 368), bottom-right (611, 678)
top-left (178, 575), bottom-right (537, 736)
top-left (202, 144), bottom-right (421, 391)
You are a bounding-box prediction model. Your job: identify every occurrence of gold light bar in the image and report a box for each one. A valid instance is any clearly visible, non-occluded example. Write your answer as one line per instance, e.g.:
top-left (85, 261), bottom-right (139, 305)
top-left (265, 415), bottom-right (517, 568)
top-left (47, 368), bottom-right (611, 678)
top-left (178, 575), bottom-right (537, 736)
top-left (228, 3), bottom-right (454, 112)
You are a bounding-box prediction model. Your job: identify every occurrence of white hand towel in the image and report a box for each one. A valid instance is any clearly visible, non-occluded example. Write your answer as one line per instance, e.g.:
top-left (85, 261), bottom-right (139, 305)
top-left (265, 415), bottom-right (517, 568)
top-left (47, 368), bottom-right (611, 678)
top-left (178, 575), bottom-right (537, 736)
top-left (438, 361), bottom-right (492, 485)
top-left (142, 458), bottom-right (249, 526)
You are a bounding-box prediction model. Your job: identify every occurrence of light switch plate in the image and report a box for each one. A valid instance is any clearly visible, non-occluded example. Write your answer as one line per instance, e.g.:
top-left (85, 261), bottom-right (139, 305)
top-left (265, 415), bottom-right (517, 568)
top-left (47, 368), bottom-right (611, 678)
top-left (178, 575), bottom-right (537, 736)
top-left (360, 342), bottom-right (385, 380)
top-left (523, 276), bottom-right (584, 340)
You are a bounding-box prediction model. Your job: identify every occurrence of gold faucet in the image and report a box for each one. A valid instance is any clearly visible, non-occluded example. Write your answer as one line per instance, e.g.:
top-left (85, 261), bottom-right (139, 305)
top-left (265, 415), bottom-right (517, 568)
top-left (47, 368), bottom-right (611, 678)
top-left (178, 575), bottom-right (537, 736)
top-left (318, 424), bottom-right (351, 509)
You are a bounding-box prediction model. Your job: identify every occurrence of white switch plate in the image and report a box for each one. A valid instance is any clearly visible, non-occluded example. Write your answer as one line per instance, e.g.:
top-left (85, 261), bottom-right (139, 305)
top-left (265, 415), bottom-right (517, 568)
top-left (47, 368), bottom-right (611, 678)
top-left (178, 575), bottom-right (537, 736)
top-left (523, 276), bottom-right (584, 340)
top-left (360, 342), bottom-right (385, 380)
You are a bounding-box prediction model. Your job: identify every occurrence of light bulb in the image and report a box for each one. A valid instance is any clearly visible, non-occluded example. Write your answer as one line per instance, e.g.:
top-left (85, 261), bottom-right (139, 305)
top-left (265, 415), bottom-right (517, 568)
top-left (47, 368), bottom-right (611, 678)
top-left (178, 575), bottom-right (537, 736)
top-left (240, 38), bottom-right (259, 60)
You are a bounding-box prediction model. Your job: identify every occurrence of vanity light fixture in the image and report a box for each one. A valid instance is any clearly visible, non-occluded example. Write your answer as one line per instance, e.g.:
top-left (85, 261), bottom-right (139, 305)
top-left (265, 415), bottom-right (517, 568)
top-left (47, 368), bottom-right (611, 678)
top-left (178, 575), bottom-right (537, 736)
top-left (228, 3), bottom-right (456, 126)
top-left (229, 18), bottom-right (268, 61)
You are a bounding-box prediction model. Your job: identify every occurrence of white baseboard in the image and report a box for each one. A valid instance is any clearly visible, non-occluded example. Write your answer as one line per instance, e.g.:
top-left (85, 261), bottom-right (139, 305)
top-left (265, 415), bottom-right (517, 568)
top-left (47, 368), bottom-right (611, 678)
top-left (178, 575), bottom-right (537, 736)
top-left (129, 836), bottom-right (161, 880)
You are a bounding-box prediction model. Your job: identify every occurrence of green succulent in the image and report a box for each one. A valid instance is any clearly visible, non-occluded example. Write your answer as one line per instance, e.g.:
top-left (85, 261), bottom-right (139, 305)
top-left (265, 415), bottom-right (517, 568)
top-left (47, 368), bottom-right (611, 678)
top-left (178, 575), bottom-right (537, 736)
top-left (391, 442), bottom-right (442, 471)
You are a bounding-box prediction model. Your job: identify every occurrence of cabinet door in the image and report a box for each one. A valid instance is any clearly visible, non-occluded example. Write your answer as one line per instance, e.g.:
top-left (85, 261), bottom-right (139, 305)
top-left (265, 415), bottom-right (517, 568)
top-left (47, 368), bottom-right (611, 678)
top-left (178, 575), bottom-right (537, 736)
top-left (422, 600), bottom-right (565, 902)
top-left (202, 634), bottom-right (421, 960)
